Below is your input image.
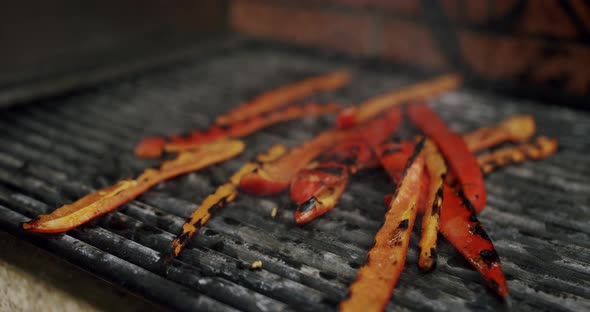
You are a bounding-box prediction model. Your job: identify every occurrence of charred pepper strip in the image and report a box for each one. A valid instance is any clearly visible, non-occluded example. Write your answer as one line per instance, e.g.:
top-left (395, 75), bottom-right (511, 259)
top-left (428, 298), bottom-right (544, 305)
top-left (239, 130), bottom-right (345, 195)
top-left (294, 173), bottom-right (350, 225)
top-left (239, 106), bottom-right (401, 196)
top-left (418, 139), bottom-right (447, 272)
top-left (408, 103), bottom-right (487, 211)
top-left (378, 144), bottom-right (509, 297)
top-left (168, 144), bottom-right (287, 259)
top-left (439, 185), bottom-right (508, 297)
top-left (23, 140), bottom-right (245, 233)
top-left (291, 140), bottom-right (374, 225)
top-left (336, 74), bottom-right (461, 128)
top-left (376, 141), bottom-right (415, 184)
top-left (463, 115), bottom-right (535, 152)
top-left (477, 136), bottom-right (558, 174)
top-left (135, 102), bottom-right (339, 158)
top-left (291, 108), bottom-right (402, 224)
top-left (216, 70), bottom-right (351, 125)
top-left (340, 139), bottom-right (425, 312)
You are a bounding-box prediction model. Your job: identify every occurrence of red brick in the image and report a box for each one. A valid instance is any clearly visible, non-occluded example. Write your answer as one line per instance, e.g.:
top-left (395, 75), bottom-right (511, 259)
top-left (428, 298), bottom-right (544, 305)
top-left (495, 0), bottom-right (519, 17)
top-left (440, 0), bottom-right (461, 21)
top-left (464, 0), bottom-right (490, 24)
top-left (302, 0), bottom-right (421, 16)
top-left (458, 30), bottom-right (542, 78)
top-left (518, 0), bottom-right (578, 38)
top-left (442, 0), bottom-right (506, 24)
top-left (532, 45), bottom-right (590, 95)
top-left (230, 1), bottom-right (374, 56)
top-left (571, 0), bottom-right (590, 34)
top-left (380, 19), bottom-right (449, 69)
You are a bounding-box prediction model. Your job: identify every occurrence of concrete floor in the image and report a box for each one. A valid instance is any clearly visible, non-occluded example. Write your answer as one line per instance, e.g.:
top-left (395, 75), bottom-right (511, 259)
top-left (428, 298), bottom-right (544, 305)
top-left (0, 231), bottom-right (167, 312)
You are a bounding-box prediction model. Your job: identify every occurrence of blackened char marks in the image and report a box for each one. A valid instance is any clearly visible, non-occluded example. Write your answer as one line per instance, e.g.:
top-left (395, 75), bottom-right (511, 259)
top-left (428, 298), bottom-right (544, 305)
top-left (480, 249), bottom-right (500, 268)
top-left (431, 186), bottom-right (444, 216)
top-left (314, 166), bottom-right (345, 176)
top-left (470, 223), bottom-right (491, 241)
top-left (398, 219), bottom-right (409, 229)
top-left (380, 145), bottom-right (402, 157)
top-left (298, 196), bottom-right (318, 213)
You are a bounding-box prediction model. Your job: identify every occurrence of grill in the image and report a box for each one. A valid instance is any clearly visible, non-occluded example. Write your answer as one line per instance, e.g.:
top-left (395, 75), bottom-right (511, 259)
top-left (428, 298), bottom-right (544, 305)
top-left (0, 37), bottom-right (589, 311)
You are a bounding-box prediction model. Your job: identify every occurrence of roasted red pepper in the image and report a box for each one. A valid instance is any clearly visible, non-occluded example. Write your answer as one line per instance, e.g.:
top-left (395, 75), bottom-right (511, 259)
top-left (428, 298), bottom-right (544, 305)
top-left (135, 102), bottom-right (339, 158)
top-left (340, 139), bottom-right (425, 312)
top-left (239, 129), bottom-right (345, 195)
top-left (216, 70), bottom-right (351, 125)
top-left (336, 74), bottom-right (461, 128)
top-left (23, 140), bottom-right (245, 233)
top-left (294, 172), bottom-right (350, 225)
top-left (439, 185), bottom-right (508, 297)
top-left (290, 108), bottom-right (402, 224)
top-left (168, 144), bottom-right (287, 260)
top-left (408, 103), bottom-right (487, 212)
top-left (240, 106), bottom-right (402, 196)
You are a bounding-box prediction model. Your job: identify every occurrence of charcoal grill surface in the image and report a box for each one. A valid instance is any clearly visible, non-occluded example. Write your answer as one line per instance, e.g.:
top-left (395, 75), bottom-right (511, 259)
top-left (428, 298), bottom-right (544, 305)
top-left (0, 37), bottom-right (589, 312)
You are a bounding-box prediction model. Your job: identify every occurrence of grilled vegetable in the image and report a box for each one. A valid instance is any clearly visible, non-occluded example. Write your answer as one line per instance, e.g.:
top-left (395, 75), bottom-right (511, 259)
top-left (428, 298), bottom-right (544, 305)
top-left (417, 139), bottom-right (447, 272)
top-left (294, 173), bottom-right (350, 225)
top-left (291, 108), bottom-right (402, 224)
top-left (239, 130), bottom-right (344, 195)
top-left (167, 144), bottom-right (287, 259)
top-left (408, 103), bottom-right (487, 212)
top-left (240, 106), bottom-right (401, 196)
top-left (216, 70), bottom-right (351, 125)
top-left (477, 136), bottom-right (558, 174)
top-left (463, 115), bottom-right (535, 152)
top-left (439, 185), bottom-right (508, 297)
top-left (336, 74), bottom-right (461, 128)
top-left (340, 138), bottom-right (425, 312)
top-left (23, 140), bottom-right (245, 233)
top-left (135, 102), bottom-right (339, 158)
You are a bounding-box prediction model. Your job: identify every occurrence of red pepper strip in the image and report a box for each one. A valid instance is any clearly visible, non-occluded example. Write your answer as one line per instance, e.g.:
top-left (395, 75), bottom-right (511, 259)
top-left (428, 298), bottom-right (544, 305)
top-left (167, 144), bottom-right (287, 260)
top-left (378, 144), bottom-right (509, 298)
top-left (439, 185), bottom-right (508, 297)
top-left (239, 130), bottom-right (345, 195)
top-left (418, 139), bottom-right (447, 272)
top-left (336, 74), bottom-right (461, 129)
top-left (477, 136), bottom-right (558, 175)
top-left (376, 141), bottom-right (415, 184)
top-left (290, 163), bottom-right (349, 204)
top-left (216, 70), bottom-right (351, 125)
top-left (239, 106), bottom-right (401, 196)
top-left (463, 115), bottom-right (535, 152)
top-left (294, 171), bottom-right (351, 225)
top-left (340, 139), bottom-right (425, 312)
top-left (290, 108), bottom-right (402, 223)
top-left (408, 103), bottom-right (487, 212)
top-left (135, 102), bottom-right (340, 158)
top-left (22, 140), bottom-right (245, 233)
top-left (291, 140), bottom-right (374, 224)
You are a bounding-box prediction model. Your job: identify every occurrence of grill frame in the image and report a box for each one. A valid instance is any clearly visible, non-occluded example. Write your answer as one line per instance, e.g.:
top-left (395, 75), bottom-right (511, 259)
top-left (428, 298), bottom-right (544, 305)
top-left (0, 36), bottom-right (589, 311)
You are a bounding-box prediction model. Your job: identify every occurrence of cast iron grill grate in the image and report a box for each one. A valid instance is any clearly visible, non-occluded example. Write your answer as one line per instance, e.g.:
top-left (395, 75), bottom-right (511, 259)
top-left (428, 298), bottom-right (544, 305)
top-left (0, 38), bottom-right (589, 311)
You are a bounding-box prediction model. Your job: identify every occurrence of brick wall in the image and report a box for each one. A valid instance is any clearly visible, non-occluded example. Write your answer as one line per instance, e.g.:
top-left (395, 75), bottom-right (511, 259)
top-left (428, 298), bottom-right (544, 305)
top-left (229, 0), bottom-right (590, 105)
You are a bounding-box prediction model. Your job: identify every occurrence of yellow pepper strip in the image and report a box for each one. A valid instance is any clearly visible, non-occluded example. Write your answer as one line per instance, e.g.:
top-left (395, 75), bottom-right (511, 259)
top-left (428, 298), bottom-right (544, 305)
top-left (22, 139), bottom-right (245, 233)
top-left (168, 144), bottom-right (287, 259)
